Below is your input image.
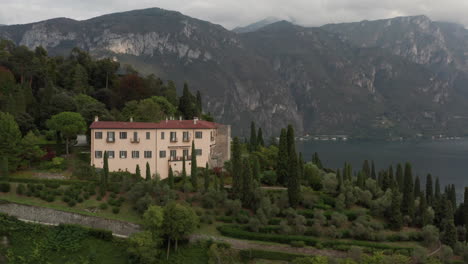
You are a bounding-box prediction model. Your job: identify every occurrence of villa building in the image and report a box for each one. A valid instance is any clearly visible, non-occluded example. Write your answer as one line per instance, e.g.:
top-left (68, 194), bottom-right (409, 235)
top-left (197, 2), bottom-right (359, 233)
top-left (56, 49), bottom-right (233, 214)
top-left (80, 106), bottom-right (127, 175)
top-left (90, 117), bottom-right (231, 179)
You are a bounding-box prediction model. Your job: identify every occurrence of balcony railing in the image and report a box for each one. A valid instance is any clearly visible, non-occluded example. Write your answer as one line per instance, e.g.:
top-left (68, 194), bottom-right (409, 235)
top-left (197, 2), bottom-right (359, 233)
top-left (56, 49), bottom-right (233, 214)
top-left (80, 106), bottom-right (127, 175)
top-left (169, 156), bottom-right (191, 162)
top-left (130, 137), bottom-right (140, 143)
top-left (106, 138), bottom-right (115, 143)
top-left (170, 137), bottom-right (178, 142)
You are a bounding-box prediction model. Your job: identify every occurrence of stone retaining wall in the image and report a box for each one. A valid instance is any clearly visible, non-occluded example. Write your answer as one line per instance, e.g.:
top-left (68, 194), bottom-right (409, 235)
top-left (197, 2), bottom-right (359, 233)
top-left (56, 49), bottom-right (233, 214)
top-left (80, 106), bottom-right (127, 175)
top-left (0, 202), bottom-right (141, 237)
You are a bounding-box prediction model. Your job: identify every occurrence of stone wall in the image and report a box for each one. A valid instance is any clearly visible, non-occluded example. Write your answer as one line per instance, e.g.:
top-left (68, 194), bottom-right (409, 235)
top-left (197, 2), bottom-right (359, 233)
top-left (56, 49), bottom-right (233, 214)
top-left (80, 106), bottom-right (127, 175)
top-left (0, 202), bottom-right (141, 237)
top-left (210, 124), bottom-right (231, 168)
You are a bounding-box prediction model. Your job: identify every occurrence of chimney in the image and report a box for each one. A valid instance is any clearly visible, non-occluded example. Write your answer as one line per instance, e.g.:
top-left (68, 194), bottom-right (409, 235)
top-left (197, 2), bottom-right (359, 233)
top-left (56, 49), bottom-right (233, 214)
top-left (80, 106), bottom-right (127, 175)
top-left (130, 117), bottom-right (133, 122)
top-left (194, 117), bottom-right (198, 125)
top-left (94, 116), bottom-right (99, 122)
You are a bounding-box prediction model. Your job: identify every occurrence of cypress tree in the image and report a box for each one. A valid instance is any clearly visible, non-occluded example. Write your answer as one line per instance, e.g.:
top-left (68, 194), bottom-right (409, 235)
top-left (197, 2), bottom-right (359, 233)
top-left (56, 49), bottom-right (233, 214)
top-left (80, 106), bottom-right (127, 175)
top-left (298, 152), bottom-right (304, 181)
top-left (135, 164), bottom-right (141, 178)
top-left (312, 152), bottom-right (323, 169)
top-left (426, 174), bottom-right (434, 206)
top-left (435, 177), bottom-right (441, 199)
top-left (277, 129), bottom-right (288, 185)
top-left (213, 172), bottom-right (219, 191)
top-left (196, 90), bottom-right (202, 115)
top-left (178, 82), bottom-right (197, 119)
top-left (450, 185), bottom-right (457, 210)
top-left (414, 176), bottom-right (421, 198)
top-left (441, 199), bottom-right (457, 248)
top-left (168, 166), bottom-right (174, 189)
top-left (191, 141), bottom-right (198, 191)
top-left (371, 161), bottom-right (376, 180)
top-left (390, 189), bottom-right (403, 230)
top-left (231, 137), bottom-right (242, 197)
top-left (464, 187), bottom-right (468, 241)
top-left (418, 193), bottom-right (428, 227)
top-left (181, 156), bottom-right (187, 182)
top-left (204, 163), bottom-right (209, 193)
top-left (388, 165), bottom-right (394, 182)
top-left (0, 156), bottom-right (8, 180)
top-left (357, 171), bottom-right (365, 189)
top-left (249, 121), bottom-right (257, 152)
top-left (145, 162), bottom-right (151, 181)
top-left (287, 125), bottom-right (301, 208)
top-left (337, 169), bottom-right (342, 191)
top-left (219, 171), bottom-right (224, 191)
top-left (362, 160), bottom-right (370, 179)
top-left (257, 127), bottom-right (264, 147)
top-left (396, 163), bottom-right (404, 192)
top-left (346, 163), bottom-right (352, 182)
top-left (100, 151), bottom-right (109, 195)
top-left (241, 157), bottom-right (254, 208)
top-left (251, 156), bottom-right (260, 182)
top-left (402, 162), bottom-right (414, 220)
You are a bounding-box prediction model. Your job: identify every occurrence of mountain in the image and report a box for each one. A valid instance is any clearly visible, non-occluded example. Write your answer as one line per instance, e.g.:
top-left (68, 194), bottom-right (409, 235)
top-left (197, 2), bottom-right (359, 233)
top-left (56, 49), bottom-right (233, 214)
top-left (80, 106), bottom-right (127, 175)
top-left (233, 17), bottom-right (282, 33)
top-left (2, 8), bottom-right (468, 138)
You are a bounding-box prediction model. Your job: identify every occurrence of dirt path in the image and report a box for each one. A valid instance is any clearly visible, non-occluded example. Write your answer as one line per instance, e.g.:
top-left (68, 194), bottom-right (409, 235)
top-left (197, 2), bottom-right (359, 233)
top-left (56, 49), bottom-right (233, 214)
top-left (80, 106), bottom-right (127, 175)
top-left (190, 234), bottom-right (347, 258)
top-left (428, 241), bottom-right (442, 257)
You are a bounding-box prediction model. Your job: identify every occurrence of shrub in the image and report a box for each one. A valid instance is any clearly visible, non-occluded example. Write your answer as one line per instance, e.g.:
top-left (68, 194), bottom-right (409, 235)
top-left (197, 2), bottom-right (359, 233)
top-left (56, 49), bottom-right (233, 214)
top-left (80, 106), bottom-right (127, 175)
top-left (96, 195), bottom-right (102, 201)
top-left (67, 200), bottom-right (76, 207)
top-left (0, 182), bottom-right (10, 192)
top-left (239, 249), bottom-right (306, 261)
top-left (99, 203), bottom-right (108, 210)
top-left (88, 228), bottom-right (112, 241)
top-left (16, 184), bottom-right (26, 195)
top-left (112, 207), bottom-right (120, 214)
top-left (290, 241), bottom-right (305, 248)
top-left (260, 171), bottom-right (277, 185)
top-left (77, 197), bottom-right (83, 203)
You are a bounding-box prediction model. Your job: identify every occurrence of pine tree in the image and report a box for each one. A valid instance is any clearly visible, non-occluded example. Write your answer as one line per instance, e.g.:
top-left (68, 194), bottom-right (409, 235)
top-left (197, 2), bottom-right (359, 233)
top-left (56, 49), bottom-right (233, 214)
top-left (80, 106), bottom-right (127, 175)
top-left (135, 164), bottom-right (141, 178)
top-left (390, 189), bottom-right (403, 230)
top-left (191, 141), bottom-right (198, 191)
top-left (362, 160), bottom-right (370, 179)
top-left (168, 166), bottom-right (174, 189)
top-left (426, 174), bottom-right (434, 206)
top-left (204, 163), bottom-right (209, 193)
top-left (257, 127), bottom-right (264, 147)
top-left (414, 176), bottom-right (421, 198)
top-left (181, 156), bottom-right (187, 183)
top-left (396, 163), bottom-right (404, 192)
top-left (276, 129), bottom-right (288, 185)
top-left (287, 125), bottom-right (301, 208)
top-left (441, 199), bottom-right (457, 248)
top-left (249, 121), bottom-right (257, 152)
top-left (231, 137), bottom-right (242, 197)
top-left (402, 162), bottom-right (414, 221)
top-left (241, 157), bottom-right (254, 208)
top-left (145, 162), bottom-right (151, 181)
top-left (371, 161), bottom-right (376, 180)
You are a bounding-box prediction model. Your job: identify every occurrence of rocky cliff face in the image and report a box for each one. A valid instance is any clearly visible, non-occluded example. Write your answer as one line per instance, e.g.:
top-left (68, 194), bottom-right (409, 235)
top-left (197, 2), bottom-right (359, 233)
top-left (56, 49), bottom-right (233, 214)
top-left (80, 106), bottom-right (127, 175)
top-left (2, 9), bottom-right (468, 138)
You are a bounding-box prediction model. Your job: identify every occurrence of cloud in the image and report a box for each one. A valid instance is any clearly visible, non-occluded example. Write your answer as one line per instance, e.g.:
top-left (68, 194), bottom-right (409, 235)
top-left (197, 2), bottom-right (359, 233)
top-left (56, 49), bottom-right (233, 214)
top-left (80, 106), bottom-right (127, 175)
top-left (1, 0), bottom-right (468, 29)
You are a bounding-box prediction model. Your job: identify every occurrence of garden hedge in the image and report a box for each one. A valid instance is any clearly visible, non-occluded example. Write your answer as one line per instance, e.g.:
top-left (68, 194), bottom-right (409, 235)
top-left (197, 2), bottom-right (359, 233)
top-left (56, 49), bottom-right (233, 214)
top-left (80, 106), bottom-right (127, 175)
top-left (8, 177), bottom-right (93, 185)
top-left (239, 249), bottom-right (307, 261)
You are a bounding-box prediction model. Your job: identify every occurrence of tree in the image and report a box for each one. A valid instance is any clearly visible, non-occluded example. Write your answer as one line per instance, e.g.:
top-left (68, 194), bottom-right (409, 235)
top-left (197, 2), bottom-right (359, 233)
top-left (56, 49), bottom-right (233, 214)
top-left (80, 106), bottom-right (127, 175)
top-left (426, 174), bottom-right (434, 206)
top-left (257, 127), bottom-right (264, 147)
top-left (396, 163), bottom-right (404, 192)
top-left (441, 199), bottom-right (457, 248)
top-left (163, 202), bottom-right (198, 258)
top-left (249, 121), bottom-right (257, 152)
top-left (46, 112), bottom-right (86, 155)
top-left (195, 90), bottom-right (202, 115)
top-left (0, 156), bottom-right (8, 180)
top-left (168, 166), bottom-right (174, 189)
top-left (72, 64), bottom-right (88, 94)
top-left (191, 141), bottom-right (198, 191)
top-left (241, 157), bottom-right (255, 208)
top-left (145, 162), bottom-right (151, 181)
top-left (251, 155), bottom-right (260, 182)
top-left (136, 164), bottom-right (141, 178)
top-left (371, 161), bottom-right (376, 180)
top-left (204, 163), bottom-right (209, 193)
top-left (231, 137), bottom-right (242, 197)
top-left (401, 162), bottom-right (414, 221)
top-left (127, 231), bottom-right (161, 264)
top-left (178, 82), bottom-right (197, 119)
top-left (181, 156), bottom-right (187, 183)
top-left (435, 177), bottom-right (441, 200)
top-left (0, 112), bottom-right (22, 170)
top-left (277, 129), bottom-right (288, 185)
top-left (143, 205), bottom-right (164, 237)
top-left (414, 176), bottom-right (421, 198)
top-left (389, 189), bottom-right (403, 230)
top-left (362, 160), bottom-right (370, 178)
top-left (163, 80), bottom-right (178, 108)
top-left (464, 187), bottom-right (468, 240)
top-left (312, 152), bottom-right (323, 169)
top-left (287, 125), bottom-right (301, 208)
top-left (298, 152), bottom-right (304, 181)
top-left (20, 131), bottom-right (46, 167)
top-left (100, 151), bottom-right (109, 195)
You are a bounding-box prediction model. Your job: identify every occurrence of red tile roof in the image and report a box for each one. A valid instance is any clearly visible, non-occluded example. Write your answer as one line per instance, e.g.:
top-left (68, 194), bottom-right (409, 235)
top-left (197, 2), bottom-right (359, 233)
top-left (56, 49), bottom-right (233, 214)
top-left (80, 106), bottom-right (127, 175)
top-left (90, 120), bottom-right (219, 129)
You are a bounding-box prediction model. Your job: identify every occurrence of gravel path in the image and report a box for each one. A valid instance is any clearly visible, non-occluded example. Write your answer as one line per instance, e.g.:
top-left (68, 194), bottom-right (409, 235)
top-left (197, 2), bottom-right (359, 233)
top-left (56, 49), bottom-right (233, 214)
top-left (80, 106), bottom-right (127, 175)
top-left (190, 234), bottom-right (347, 258)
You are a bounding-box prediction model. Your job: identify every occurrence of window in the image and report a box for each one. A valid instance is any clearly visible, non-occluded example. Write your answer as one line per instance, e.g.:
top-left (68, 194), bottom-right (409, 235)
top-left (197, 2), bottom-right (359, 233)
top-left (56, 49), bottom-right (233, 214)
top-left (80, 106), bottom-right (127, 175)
top-left (144, 151), bottom-right (152, 158)
top-left (95, 132), bottom-right (103, 139)
top-left (108, 151), bottom-right (115, 159)
top-left (146, 132), bottom-right (150, 140)
top-left (195, 149), bottom-right (202, 156)
top-left (183, 131), bottom-right (189, 142)
top-left (95, 151), bottom-right (103, 158)
top-left (195, 131), bottom-right (202, 139)
top-left (107, 132), bottom-right (115, 142)
top-left (120, 151), bottom-right (127, 159)
top-left (183, 149), bottom-right (189, 158)
top-left (161, 132), bottom-right (165, 140)
top-left (159, 151), bottom-right (166, 158)
top-left (119, 132), bottom-right (127, 139)
top-left (170, 150), bottom-right (177, 159)
top-left (132, 151), bottom-right (140, 159)
top-left (170, 132), bottom-right (177, 142)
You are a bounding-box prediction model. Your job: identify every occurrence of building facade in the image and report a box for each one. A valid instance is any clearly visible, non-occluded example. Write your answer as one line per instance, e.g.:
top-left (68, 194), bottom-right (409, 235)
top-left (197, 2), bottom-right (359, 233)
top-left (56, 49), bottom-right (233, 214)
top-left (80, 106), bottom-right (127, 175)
top-left (90, 117), bottom-right (231, 179)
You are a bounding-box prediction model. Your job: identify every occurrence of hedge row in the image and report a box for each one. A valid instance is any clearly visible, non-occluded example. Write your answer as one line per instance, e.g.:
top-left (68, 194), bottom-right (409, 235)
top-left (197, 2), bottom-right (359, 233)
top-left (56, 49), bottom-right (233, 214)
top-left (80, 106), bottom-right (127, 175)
top-left (8, 177), bottom-right (93, 185)
top-left (239, 249), bottom-right (307, 261)
top-left (217, 225), bottom-right (413, 255)
top-left (297, 208), bottom-right (368, 221)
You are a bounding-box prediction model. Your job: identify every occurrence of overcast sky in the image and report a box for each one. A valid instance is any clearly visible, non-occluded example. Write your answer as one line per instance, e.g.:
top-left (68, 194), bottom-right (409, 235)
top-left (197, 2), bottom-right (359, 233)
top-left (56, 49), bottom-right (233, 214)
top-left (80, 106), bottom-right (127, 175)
top-left (1, 0), bottom-right (468, 29)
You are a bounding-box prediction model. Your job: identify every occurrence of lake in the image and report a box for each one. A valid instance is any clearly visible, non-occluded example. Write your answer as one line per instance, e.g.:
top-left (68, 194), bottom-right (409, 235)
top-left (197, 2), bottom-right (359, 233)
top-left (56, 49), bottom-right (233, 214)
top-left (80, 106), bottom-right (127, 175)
top-left (297, 139), bottom-right (468, 203)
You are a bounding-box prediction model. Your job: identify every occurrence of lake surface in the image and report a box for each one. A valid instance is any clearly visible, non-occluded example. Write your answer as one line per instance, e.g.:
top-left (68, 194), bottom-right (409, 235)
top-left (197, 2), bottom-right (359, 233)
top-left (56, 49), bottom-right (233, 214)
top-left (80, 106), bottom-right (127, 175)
top-left (297, 139), bottom-right (468, 203)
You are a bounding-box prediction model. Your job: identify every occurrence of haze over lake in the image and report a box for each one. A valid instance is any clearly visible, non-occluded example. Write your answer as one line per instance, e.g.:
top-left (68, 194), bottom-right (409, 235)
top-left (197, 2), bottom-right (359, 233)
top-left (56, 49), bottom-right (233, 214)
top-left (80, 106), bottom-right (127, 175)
top-left (298, 139), bottom-right (468, 202)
